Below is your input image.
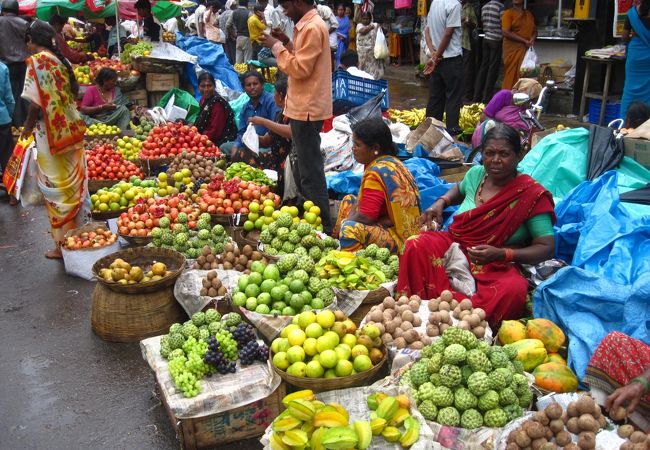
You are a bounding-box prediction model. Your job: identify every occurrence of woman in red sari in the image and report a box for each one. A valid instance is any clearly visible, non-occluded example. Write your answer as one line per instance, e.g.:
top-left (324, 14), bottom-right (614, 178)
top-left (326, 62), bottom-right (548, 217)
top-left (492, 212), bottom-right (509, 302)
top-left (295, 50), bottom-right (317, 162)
top-left (397, 123), bottom-right (555, 326)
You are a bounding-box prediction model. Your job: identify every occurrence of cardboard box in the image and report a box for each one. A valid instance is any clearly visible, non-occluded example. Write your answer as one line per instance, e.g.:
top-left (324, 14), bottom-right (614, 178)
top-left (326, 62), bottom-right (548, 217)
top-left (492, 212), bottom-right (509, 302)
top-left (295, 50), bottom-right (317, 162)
top-left (624, 137), bottom-right (650, 170)
top-left (146, 72), bottom-right (179, 92)
top-left (127, 89), bottom-right (147, 106)
top-left (158, 381), bottom-right (286, 450)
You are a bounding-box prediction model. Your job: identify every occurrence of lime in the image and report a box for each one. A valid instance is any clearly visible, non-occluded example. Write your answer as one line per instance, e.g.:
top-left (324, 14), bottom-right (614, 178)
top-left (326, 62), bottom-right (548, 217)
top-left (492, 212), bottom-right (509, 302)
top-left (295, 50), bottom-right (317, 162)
top-left (245, 297), bottom-right (258, 310)
top-left (255, 304), bottom-right (271, 314)
top-left (300, 290), bottom-right (313, 303)
top-left (282, 306), bottom-right (296, 316)
top-left (270, 286), bottom-right (285, 301)
top-left (232, 292), bottom-right (247, 306)
top-left (257, 292), bottom-right (272, 306)
top-left (248, 271), bottom-right (263, 286)
top-left (289, 279), bottom-right (305, 294)
top-left (263, 265), bottom-right (280, 281)
top-left (290, 294), bottom-right (305, 310)
top-left (243, 220), bottom-right (255, 232)
top-left (238, 275), bottom-right (250, 291)
top-left (245, 283), bottom-right (260, 298)
top-left (260, 279), bottom-right (276, 293)
top-left (311, 298), bottom-right (325, 310)
top-left (272, 301), bottom-right (287, 311)
top-left (251, 261), bottom-right (266, 274)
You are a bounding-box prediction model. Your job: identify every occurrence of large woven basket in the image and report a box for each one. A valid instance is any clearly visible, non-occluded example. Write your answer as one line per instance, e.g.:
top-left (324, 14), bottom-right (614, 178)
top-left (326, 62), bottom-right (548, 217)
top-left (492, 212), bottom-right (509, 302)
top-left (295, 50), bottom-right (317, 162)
top-left (88, 179), bottom-right (119, 193)
top-left (233, 229), bottom-right (260, 249)
top-left (91, 283), bottom-right (186, 342)
top-left (363, 286), bottom-right (391, 305)
top-left (269, 347), bottom-right (387, 392)
top-left (92, 247), bottom-right (186, 294)
top-left (91, 208), bottom-right (127, 221)
top-left (118, 233), bottom-right (153, 246)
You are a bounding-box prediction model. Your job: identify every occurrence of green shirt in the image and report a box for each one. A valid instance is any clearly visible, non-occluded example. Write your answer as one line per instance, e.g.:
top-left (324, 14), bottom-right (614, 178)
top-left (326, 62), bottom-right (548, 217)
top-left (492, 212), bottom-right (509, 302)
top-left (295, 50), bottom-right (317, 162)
top-left (461, 3), bottom-right (477, 51)
top-left (456, 165), bottom-right (554, 246)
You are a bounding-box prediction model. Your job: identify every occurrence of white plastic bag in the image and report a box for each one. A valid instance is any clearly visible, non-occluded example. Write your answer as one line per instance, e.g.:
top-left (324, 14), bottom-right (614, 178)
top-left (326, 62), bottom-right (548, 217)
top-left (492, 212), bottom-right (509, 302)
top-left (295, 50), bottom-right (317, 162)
top-left (519, 47), bottom-right (539, 77)
top-left (19, 144), bottom-right (44, 207)
top-left (374, 27), bottom-right (389, 60)
top-left (242, 122), bottom-right (260, 155)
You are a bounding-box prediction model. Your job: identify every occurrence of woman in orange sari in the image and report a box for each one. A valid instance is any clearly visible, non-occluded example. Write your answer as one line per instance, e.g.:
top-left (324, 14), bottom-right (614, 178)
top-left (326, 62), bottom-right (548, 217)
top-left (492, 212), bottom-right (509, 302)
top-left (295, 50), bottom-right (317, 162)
top-left (501, 0), bottom-right (536, 89)
top-left (334, 118), bottom-right (421, 254)
top-left (20, 20), bottom-right (87, 259)
top-left (398, 124), bottom-right (555, 326)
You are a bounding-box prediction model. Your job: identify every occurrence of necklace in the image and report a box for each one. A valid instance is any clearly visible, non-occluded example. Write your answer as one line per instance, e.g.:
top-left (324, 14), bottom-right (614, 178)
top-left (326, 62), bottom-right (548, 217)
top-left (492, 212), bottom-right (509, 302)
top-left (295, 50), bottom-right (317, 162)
top-left (99, 87), bottom-right (113, 103)
top-left (476, 174), bottom-right (488, 204)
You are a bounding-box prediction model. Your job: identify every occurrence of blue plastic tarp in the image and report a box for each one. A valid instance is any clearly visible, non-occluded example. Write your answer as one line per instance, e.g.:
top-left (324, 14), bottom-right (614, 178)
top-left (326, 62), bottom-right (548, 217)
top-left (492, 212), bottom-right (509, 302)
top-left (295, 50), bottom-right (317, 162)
top-left (533, 171), bottom-right (650, 382)
top-left (174, 35), bottom-right (242, 93)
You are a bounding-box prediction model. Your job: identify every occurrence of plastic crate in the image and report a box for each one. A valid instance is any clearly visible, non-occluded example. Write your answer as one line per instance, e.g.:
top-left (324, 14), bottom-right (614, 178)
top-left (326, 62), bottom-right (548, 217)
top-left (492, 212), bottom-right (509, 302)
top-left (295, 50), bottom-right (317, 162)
top-left (332, 71), bottom-right (389, 110)
top-left (588, 99), bottom-right (621, 125)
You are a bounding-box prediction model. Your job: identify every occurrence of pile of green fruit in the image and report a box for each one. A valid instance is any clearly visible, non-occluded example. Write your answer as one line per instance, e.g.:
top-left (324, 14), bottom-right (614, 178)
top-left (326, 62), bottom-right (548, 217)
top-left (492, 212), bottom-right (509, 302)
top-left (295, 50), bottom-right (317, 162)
top-left (116, 136), bottom-right (143, 161)
top-left (90, 177), bottom-right (158, 212)
top-left (401, 327), bottom-right (532, 429)
top-left (231, 255), bottom-right (336, 316)
top-left (150, 214), bottom-right (232, 259)
top-left (316, 245), bottom-right (398, 291)
top-left (120, 41), bottom-right (153, 64)
top-left (131, 118), bottom-right (154, 141)
top-left (269, 389), bottom-right (421, 449)
top-left (225, 162), bottom-right (275, 186)
top-left (258, 211), bottom-right (338, 259)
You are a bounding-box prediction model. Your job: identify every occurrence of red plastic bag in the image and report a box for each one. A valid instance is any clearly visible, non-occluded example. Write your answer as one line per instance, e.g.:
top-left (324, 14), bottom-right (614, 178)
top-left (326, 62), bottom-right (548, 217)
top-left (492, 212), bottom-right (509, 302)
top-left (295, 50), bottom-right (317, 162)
top-left (2, 136), bottom-right (34, 196)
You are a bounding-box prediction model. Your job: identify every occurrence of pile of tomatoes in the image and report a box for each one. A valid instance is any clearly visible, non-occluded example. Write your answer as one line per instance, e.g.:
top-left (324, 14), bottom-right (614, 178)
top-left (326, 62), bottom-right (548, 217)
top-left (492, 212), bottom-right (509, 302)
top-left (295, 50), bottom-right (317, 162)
top-left (87, 144), bottom-right (144, 181)
top-left (116, 195), bottom-right (201, 237)
top-left (197, 175), bottom-right (281, 215)
top-left (139, 122), bottom-right (221, 160)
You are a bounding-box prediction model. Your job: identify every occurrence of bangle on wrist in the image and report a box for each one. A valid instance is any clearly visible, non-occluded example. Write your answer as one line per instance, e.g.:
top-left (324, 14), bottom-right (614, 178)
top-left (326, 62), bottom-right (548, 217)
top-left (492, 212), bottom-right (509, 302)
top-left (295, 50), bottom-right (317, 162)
top-left (632, 376), bottom-right (650, 393)
top-left (438, 196), bottom-right (449, 207)
top-left (503, 248), bottom-right (514, 262)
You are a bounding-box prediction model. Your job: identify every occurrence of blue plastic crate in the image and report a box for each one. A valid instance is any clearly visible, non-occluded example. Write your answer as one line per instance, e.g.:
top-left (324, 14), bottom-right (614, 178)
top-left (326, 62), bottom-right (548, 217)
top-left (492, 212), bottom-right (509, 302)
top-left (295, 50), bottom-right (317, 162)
top-left (332, 71), bottom-right (390, 110)
top-left (588, 99), bottom-right (621, 125)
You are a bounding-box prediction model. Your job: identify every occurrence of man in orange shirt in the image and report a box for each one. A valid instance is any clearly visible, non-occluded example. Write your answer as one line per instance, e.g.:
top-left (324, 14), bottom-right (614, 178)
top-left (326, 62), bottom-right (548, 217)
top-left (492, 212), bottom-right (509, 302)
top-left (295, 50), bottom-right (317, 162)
top-left (261, 0), bottom-right (333, 232)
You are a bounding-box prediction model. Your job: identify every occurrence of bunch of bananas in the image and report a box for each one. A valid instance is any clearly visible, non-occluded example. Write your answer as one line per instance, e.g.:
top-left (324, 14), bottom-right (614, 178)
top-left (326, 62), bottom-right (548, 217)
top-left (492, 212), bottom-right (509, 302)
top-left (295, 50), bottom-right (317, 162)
top-left (234, 63), bottom-right (248, 74)
top-left (269, 390), bottom-right (421, 449)
top-left (388, 108), bottom-right (426, 129)
top-left (459, 103), bottom-right (485, 134)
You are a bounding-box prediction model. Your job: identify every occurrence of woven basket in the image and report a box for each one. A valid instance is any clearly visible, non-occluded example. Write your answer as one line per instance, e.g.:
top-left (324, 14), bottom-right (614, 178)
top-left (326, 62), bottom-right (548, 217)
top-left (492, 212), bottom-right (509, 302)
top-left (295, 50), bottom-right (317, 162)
top-left (118, 233), bottom-right (153, 246)
top-left (91, 208), bottom-right (127, 221)
top-left (92, 247), bottom-right (186, 294)
top-left (91, 283), bottom-right (186, 342)
top-left (233, 229), bottom-right (260, 250)
top-left (363, 286), bottom-right (391, 305)
top-left (270, 347), bottom-right (387, 392)
top-left (88, 179), bottom-right (119, 193)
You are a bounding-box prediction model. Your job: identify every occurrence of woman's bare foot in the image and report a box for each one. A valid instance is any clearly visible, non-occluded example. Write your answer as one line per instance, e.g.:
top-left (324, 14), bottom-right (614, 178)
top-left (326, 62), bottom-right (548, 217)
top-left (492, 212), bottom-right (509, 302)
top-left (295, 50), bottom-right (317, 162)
top-left (45, 248), bottom-right (63, 259)
top-left (9, 196), bottom-right (18, 206)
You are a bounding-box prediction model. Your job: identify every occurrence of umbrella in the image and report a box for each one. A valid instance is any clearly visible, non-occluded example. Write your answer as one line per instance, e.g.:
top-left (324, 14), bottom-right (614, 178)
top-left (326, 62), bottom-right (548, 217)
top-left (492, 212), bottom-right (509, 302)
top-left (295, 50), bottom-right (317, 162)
top-left (36, 0), bottom-right (117, 21)
top-left (19, 0), bottom-right (37, 16)
top-left (586, 124), bottom-right (625, 181)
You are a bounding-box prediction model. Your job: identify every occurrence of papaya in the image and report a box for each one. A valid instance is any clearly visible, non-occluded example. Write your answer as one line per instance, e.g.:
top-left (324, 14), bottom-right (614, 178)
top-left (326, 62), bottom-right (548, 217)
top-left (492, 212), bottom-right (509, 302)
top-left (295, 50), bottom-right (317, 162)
top-left (547, 353), bottom-right (567, 365)
top-left (498, 320), bottom-right (527, 345)
top-left (525, 318), bottom-right (566, 353)
top-left (504, 339), bottom-right (547, 372)
top-left (533, 362), bottom-right (579, 393)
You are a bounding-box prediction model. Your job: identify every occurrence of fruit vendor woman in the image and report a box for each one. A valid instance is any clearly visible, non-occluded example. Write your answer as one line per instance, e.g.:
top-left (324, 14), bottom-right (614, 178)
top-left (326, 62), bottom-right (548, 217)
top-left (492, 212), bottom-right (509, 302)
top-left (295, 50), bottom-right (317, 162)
top-left (79, 68), bottom-right (132, 132)
top-left (398, 123), bottom-right (555, 326)
top-left (333, 118), bottom-right (422, 254)
top-left (221, 70), bottom-right (279, 157)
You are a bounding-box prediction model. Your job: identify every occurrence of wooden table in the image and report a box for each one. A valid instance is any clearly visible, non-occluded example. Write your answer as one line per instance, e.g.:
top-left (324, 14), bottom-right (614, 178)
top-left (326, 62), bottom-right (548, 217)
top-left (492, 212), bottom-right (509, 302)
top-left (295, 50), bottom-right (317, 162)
top-left (578, 56), bottom-right (625, 126)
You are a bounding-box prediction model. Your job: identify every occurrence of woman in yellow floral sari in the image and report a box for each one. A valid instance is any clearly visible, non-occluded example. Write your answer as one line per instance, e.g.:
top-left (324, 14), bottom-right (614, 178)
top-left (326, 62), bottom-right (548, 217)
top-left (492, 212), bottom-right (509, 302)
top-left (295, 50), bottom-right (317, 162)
top-left (334, 118), bottom-right (421, 253)
top-left (20, 20), bottom-right (87, 259)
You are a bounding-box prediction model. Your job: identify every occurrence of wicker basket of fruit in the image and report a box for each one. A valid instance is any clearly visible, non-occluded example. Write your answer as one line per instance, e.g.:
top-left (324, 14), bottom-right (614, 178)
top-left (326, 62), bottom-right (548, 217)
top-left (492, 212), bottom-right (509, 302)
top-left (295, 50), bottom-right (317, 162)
top-left (91, 208), bottom-right (128, 220)
top-left (92, 247), bottom-right (186, 294)
top-left (88, 179), bottom-right (119, 193)
top-left (118, 233), bottom-right (153, 246)
top-left (139, 157), bottom-right (174, 177)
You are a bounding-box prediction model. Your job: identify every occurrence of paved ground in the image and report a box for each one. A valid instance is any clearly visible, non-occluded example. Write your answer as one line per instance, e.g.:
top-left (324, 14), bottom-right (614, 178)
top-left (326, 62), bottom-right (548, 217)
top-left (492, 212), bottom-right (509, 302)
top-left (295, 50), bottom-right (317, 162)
top-left (0, 65), bottom-right (585, 450)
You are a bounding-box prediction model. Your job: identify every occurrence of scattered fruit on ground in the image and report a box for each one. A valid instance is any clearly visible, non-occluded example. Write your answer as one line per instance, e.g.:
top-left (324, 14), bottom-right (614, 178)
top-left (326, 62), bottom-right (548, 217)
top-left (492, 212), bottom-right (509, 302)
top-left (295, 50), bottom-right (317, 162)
top-left (192, 243), bottom-right (270, 273)
top-left (139, 122), bottom-right (220, 160)
top-left (90, 178), bottom-right (161, 212)
top-left (85, 123), bottom-right (120, 136)
top-left (401, 327), bottom-right (532, 428)
top-left (316, 248), bottom-right (393, 290)
top-left (165, 151), bottom-right (226, 185)
top-left (225, 161), bottom-right (275, 186)
top-left (86, 144), bottom-right (144, 181)
top-left (429, 292), bottom-right (489, 339)
top-left (364, 295), bottom-right (429, 350)
top-left (98, 258), bottom-right (170, 285)
top-left (64, 226), bottom-right (116, 250)
top-left (149, 212), bottom-right (231, 259)
top-left (115, 136), bottom-right (143, 161)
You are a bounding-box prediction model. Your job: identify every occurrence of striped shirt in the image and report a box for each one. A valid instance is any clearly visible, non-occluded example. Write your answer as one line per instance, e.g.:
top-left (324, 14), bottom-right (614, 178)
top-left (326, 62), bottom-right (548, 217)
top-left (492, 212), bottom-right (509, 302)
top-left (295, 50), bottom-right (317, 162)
top-left (482, 0), bottom-right (504, 41)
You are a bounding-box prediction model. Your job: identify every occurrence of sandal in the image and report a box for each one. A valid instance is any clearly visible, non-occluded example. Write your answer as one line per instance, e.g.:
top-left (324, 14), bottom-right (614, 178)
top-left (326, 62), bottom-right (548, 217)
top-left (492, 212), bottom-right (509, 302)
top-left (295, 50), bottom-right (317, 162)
top-left (9, 196), bottom-right (18, 206)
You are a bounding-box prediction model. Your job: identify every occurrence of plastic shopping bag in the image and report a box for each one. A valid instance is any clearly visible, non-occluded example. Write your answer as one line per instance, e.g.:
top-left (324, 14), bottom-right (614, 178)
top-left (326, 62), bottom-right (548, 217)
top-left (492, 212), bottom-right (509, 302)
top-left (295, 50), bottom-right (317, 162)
top-left (520, 47), bottom-right (539, 77)
top-left (374, 27), bottom-right (389, 60)
top-left (2, 136), bottom-right (34, 196)
top-left (242, 122), bottom-right (260, 155)
top-left (18, 144), bottom-right (44, 207)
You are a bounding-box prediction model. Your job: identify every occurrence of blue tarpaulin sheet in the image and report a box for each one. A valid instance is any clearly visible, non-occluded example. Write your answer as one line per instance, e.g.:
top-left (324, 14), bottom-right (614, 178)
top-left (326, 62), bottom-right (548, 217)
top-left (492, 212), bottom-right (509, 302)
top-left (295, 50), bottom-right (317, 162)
top-left (174, 35), bottom-right (242, 94)
top-left (533, 171), bottom-right (650, 382)
top-left (326, 157), bottom-right (455, 211)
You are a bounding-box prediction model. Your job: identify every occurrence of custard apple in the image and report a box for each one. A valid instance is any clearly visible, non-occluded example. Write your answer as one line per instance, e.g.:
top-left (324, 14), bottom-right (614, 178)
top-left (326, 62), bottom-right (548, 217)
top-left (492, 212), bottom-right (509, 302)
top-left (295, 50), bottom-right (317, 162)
top-left (295, 246), bottom-right (308, 257)
top-left (409, 362), bottom-right (429, 388)
top-left (499, 387), bottom-right (518, 406)
top-left (418, 399), bottom-right (438, 421)
top-left (376, 247), bottom-right (390, 262)
top-left (439, 364), bottom-right (463, 388)
top-left (429, 339), bottom-right (447, 355)
top-left (511, 360), bottom-right (525, 374)
top-left (418, 382), bottom-right (435, 401)
top-left (495, 368), bottom-right (513, 386)
top-left (467, 349), bottom-right (493, 373)
top-left (461, 365), bottom-right (474, 384)
top-left (444, 344), bottom-right (467, 365)
top-left (467, 371), bottom-right (490, 396)
top-left (205, 309), bottom-right (221, 323)
top-left (277, 254), bottom-right (298, 274)
top-left (198, 328), bottom-right (210, 341)
top-left (512, 374), bottom-right (529, 396)
top-left (477, 390), bottom-right (500, 412)
top-left (503, 404), bottom-right (524, 422)
top-left (518, 390), bottom-right (533, 407)
top-left (296, 222), bottom-right (311, 237)
top-left (281, 241), bottom-right (295, 254)
top-left (288, 230), bottom-right (301, 244)
top-left (191, 311), bottom-right (206, 326)
top-left (461, 409), bottom-right (484, 429)
top-left (208, 321), bottom-right (222, 335)
top-left (223, 313), bottom-right (242, 327)
top-left (259, 229), bottom-right (272, 244)
top-left (365, 243), bottom-right (379, 258)
top-left (488, 370), bottom-right (508, 391)
top-left (427, 353), bottom-right (443, 374)
top-left (160, 343), bottom-right (171, 359)
top-left (296, 256), bottom-right (314, 273)
top-left (503, 345), bottom-right (518, 360)
top-left (489, 349), bottom-right (509, 369)
top-left (429, 373), bottom-right (442, 386)
top-left (454, 387), bottom-right (478, 411)
top-left (182, 323), bottom-right (200, 339)
top-left (169, 323), bottom-right (183, 335)
top-left (431, 386), bottom-right (455, 407)
top-left (437, 407), bottom-right (461, 427)
top-left (276, 212), bottom-right (293, 228)
top-left (308, 246), bottom-right (322, 261)
top-left (483, 408), bottom-right (508, 428)
top-left (442, 327), bottom-right (478, 349)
